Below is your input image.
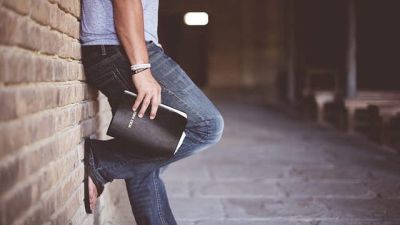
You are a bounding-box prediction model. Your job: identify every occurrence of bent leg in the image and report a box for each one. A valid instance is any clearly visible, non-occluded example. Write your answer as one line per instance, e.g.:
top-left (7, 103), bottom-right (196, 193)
top-left (84, 42), bottom-right (224, 183)
top-left (82, 42), bottom-right (224, 225)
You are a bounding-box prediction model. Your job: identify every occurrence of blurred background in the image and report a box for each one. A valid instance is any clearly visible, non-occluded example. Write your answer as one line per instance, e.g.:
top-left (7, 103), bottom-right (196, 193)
top-left (1, 0), bottom-right (400, 225)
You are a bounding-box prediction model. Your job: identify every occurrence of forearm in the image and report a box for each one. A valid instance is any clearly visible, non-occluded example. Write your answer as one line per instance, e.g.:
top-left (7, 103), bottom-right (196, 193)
top-left (113, 0), bottom-right (149, 65)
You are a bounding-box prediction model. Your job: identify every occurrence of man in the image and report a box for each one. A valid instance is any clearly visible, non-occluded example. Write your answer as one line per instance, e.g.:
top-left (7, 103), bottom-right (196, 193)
top-left (80, 0), bottom-right (224, 224)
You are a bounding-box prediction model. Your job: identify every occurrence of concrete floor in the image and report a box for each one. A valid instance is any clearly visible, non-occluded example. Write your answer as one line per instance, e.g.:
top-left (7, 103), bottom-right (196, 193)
top-left (105, 98), bottom-right (400, 225)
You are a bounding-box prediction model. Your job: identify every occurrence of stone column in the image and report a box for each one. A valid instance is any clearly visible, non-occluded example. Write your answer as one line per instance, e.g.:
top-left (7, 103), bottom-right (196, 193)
top-left (346, 0), bottom-right (357, 98)
top-left (286, 0), bottom-right (296, 103)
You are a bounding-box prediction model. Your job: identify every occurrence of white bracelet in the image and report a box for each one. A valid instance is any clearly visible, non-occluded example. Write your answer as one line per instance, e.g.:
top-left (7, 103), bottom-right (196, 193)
top-left (130, 63), bottom-right (151, 71)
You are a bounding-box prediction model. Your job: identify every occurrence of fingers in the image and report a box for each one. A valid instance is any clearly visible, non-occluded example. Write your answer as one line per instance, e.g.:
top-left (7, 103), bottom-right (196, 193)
top-left (133, 89), bottom-right (161, 119)
top-left (138, 94), bottom-right (151, 118)
top-left (150, 93), bottom-right (159, 119)
top-left (132, 92), bottom-right (144, 112)
top-left (131, 71), bottom-right (162, 119)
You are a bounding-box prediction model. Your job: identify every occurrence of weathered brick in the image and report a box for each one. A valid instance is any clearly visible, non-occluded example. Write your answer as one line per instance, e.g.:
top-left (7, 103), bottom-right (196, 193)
top-left (72, 40), bottom-right (82, 59)
top-left (56, 0), bottom-right (80, 19)
top-left (0, 82), bottom-right (92, 121)
top-left (1, 184), bottom-right (34, 225)
top-left (0, 101), bottom-right (98, 160)
top-left (1, 1), bottom-right (111, 224)
top-left (0, 47), bottom-right (35, 83)
top-left (51, 167), bottom-right (84, 225)
top-left (58, 10), bottom-right (79, 39)
top-left (0, 88), bottom-right (18, 120)
top-left (30, 0), bottom-right (53, 26)
top-left (0, 158), bottom-right (20, 195)
top-left (44, 2), bottom-right (80, 39)
top-left (0, 119), bottom-right (26, 158)
top-left (34, 54), bottom-right (55, 81)
top-left (15, 86), bottom-right (57, 118)
top-left (10, 182), bottom-right (57, 225)
top-left (0, 49), bottom-right (81, 83)
top-left (0, 7), bottom-right (21, 45)
top-left (20, 166), bottom-right (83, 225)
top-left (2, 145), bottom-right (84, 225)
top-left (15, 17), bottom-right (42, 51)
top-left (0, 201), bottom-right (5, 225)
top-left (58, 35), bottom-right (72, 58)
top-left (39, 27), bottom-right (62, 55)
top-left (58, 35), bottom-right (82, 59)
top-left (3, 0), bottom-right (31, 15)
top-left (51, 189), bottom-right (82, 225)
top-left (0, 105), bottom-right (97, 194)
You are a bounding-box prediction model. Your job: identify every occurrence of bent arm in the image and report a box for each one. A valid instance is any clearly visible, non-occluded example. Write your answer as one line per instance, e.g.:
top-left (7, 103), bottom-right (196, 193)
top-left (113, 0), bottom-right (149, 65)
top-left (112, 0), bottom-right (162, 120)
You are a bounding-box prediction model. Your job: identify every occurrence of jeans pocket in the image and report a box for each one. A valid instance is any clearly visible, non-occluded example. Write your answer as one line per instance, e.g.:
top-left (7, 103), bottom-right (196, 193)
top-left (86, 66), bottom-right (126, 99)
top-left (82, 46), bottom-right (120, 70)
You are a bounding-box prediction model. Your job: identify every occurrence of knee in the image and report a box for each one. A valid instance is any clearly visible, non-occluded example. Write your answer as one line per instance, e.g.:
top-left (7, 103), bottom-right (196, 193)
top-left (181, 113), bottom-right (224, 157)
top-left (196, 114), bottom-right (224, 146)
top-left (187, 112), bottom-right (224, 145)
top-left (207, 115), bottom-right (224, 145)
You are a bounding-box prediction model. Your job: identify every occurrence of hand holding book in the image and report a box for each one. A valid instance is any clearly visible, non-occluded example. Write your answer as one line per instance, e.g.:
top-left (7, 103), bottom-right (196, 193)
top-left (106, 90), bottom-right (187, 159)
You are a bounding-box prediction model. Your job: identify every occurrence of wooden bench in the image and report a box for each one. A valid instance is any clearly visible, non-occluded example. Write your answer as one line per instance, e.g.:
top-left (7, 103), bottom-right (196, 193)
top-left (301, 68), bottom-right (340, 123)
top-left (344, 91), bottom-right (400, 134)
top-left (313, 91), bottom-right (349, 129)
top-left (314, 91), bottom-right (336, 124)
top-left (376, 105), bottom-right (400, 146)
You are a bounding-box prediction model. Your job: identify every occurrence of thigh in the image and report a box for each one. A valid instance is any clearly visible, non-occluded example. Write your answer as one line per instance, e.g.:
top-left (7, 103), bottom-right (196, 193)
top-left (148, 48), bottom-right (222, 125)
top-left (82, 43), bottom-right (222, 125)
top-left (116, 47), bottom-right (223, 146)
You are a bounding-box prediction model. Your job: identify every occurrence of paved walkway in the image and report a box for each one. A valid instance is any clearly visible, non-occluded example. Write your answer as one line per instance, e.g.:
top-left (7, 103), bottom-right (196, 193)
top-left (106, 98), bottom-right (400, 225)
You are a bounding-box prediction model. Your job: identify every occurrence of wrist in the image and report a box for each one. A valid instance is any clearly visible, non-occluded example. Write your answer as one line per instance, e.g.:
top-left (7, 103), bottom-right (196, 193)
top-left (131, 63), bottom-right (151, 75)
top-left (132, 68), bottom-right (151, 77)
top-left (132, 67), bottom-right (150, 75)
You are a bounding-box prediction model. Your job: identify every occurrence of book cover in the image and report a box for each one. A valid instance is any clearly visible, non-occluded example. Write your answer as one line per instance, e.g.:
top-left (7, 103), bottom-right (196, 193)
top-left (106, 90), bottom-right (187, 159)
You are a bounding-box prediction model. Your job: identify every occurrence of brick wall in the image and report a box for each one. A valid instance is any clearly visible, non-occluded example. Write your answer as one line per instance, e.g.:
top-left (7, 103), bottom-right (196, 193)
top-left (0, 1), bottom-right (121, 225)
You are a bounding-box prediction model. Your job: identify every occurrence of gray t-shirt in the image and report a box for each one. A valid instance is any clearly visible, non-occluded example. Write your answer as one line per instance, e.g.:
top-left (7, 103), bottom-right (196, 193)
top-left (80, 0), bottom-right (161, 48)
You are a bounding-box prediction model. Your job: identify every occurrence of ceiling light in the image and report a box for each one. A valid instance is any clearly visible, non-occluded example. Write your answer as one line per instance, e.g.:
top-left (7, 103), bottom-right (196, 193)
top-left (184, 12), bottom-right (209, 26)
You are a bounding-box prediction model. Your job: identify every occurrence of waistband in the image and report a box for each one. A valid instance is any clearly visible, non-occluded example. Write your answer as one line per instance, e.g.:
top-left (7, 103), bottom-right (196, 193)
top-left (81, 41), bottom-right (160, 56)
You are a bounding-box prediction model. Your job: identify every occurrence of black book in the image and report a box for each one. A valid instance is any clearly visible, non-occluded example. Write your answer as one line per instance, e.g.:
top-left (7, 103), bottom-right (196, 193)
top-left (106, 90), bottom-right (188, 159)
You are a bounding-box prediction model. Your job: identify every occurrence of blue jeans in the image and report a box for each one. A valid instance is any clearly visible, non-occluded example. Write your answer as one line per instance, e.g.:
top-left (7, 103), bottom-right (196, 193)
top-left (81, 41), bottom-right (224, 225)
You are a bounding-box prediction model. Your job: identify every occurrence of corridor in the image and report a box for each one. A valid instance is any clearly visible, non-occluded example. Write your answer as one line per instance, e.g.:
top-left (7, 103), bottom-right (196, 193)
top-left (105, 97), bottom-right (400, 225)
